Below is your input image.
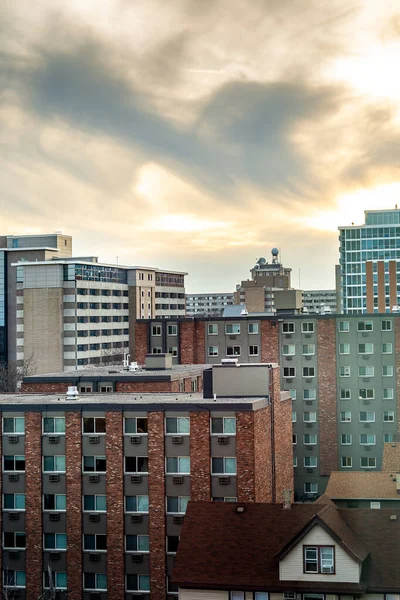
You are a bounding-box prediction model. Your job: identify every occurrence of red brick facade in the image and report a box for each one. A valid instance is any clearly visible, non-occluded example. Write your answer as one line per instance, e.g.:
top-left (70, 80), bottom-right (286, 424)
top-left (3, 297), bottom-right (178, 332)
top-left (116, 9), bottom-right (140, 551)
top-left (190, 412), bottom-right (211, 501)
top-left (236, 411), bottom-right (256, 502)
top-left (261, 320), bottom-right (280, 363)
top-left (115, 380), bottom-right (179, 393)
top-left (270, 367), bottom-right (293, 503)
top-left (21, 382), bottom-right (69, 393)
top-left (148, 411), bottom-right (166, 600)
top-left (66, 412), bottom-right (82, 600)
top-left (180, 321), bottom-right (197, 364)
top-left (106, 412), bottom-right (125, 600)
top-left (194, 320), bottom-right (206, 363)
top-left (254, 406), bottom-right (272, 502)
top-left (25, 411), bottom-right (42, 600)
top-left (317, 319), bottom-right (338, 477)
top-left (134, 321), bottom-right (149, 365)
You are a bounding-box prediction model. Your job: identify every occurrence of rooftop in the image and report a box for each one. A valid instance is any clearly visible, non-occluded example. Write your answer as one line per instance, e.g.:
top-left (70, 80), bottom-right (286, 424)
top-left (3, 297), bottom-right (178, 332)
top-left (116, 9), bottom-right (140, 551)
top-left (382, 441), bottom-right (400, 472)
top-left (325, 471), bottom-right (400, 500)
top-left (173, 500), bottom-right (400, 593)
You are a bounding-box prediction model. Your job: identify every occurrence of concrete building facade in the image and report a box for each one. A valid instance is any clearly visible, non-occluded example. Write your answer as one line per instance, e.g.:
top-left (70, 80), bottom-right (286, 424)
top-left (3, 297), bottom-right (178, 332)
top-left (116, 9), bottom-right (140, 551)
top-left (132, 313), bottom-right (400, 499)
top-left (302, 289), bottom-right (337, 314)
top-left (0, 362), bottom-right (292, 600)
top-left (185, 293), bottom-right (234, 317)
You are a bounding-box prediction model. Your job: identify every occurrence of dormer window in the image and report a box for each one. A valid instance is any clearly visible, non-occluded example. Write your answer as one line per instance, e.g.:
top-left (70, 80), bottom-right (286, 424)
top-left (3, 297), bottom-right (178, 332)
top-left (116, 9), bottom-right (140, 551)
top-left (303, 546), bottom-right (334, 574)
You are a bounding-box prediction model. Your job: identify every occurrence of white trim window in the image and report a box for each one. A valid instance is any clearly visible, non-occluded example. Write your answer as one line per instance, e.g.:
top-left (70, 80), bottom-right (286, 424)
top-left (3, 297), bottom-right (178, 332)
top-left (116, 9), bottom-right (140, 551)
top-left (358, 321), bottom-right (373, 331)
top-left (360, 434), bottom-right (376, 445)
top-left (303, 389), bottom-right (316, 400)
top-left (384, 411), bottom-right (395, 422)
top-left (360, 457), bottom-right (376, 469)
top-left (3, 417), bottom-right (24, 434)
top-left (304, 456), bottom-right (317, 468)
top-left (211, 457), bottom-right (236, 475)
top-left (208, 324), bottom-right (218, 335)
top-left (303, 411), bottom-right (316, 423)
top-left (126, 575), bottom-right (150, 593)
top-left (382, 343), bottom-right (393, 354)
top-left (42, 417), bottom-right (65, 434)
top-left (211, 417), bottom-right (236, 435)
top-left (3, 532), bottom-right (26, 549)
top-left (358, 343), bottom-right (374, 354)
top-left (166, 457), bottom-right (190, 474)
top-left (82, 417), bottom-right (106, 434)
top-left (82, 456), bottom-right (106, 473)
top-left (125, 534), bottom-right (149, 553)
top-left (383, 388), bottom-right (394, 399)
top-left (304, 483), bottom-right (318, 495)
top-left (358, 366), bottom-right (374, 377)
top-left (338, 321), bottom-right (349, 332)
top-left (43, 456), bottom-right (66, 473)
top-left (166, 496), bottom-right (190, 514)
top-left (83, 534), bottom-right (107, 552)
top-left (248, 323), bottom-right (259, 334)
top-left (359, 388), bottom-right (374, 399)
top-left (43, 533), bottom-right (67, 550)
top-left (339, 343), bottom-right (350, 355)
top-left (167, 325), bottom-right (177, 336)
top-left (304, 434), bottom-right (317, 445)
top-left (283, 367), bottom-right (296, 378)
top-left (43, 494), bottom-right (66, 511)
top-left (226, 346), bottom-right (241, 356)
top-left (3, 571), bottom-right (26, 589)
top-left (340, 389), bottom-right (351, 400)
top-left (3, 455), bottom-right (25, 472)
top-left (339, 366), bottom-right (351, 377)
top-left (125, 495), bottom-right (149, 513)
top-left (152, 325), bottom-right (162, 336)
top-left (249, 345), bottom-right (259, 356)
top-left (124, 456), bottom-right (148, 474)
top-left (341, 434), bottom-right (352, 445)
top-left (302, 344), bottom-right (315, 355)
top-left (225, 323), bottom-right (240, 335)
top-left (208, 346), bottom-right (218, 357)
top-left (302, 367), bottom-right (315, 378)
top-left (359, 411), bottom-right (375, 422)
top-left (341, 456), bottom-right (352, 468)
top-left (381, 320), bottom-right (392, 331)
top-left (124, 417), bottom-right (148, 435)
top-left (83, 495), bottom-right (106, 512)
top-left (282, 322), bottom-right (295, 333)
top-left (282, 344), bottom-right (295, 356)
top-left (382, 365), bottom-right (394, 377)
top-left (340, 411), bottom-right (351, 422)
top-left (301, 322), bottom-right (314, 333)
top-left (44, 572), bottom-right (67, 590)
top-left (165, 417), bottom-right (190, 435)
top-left (83, 573), bottom-right (107, 591)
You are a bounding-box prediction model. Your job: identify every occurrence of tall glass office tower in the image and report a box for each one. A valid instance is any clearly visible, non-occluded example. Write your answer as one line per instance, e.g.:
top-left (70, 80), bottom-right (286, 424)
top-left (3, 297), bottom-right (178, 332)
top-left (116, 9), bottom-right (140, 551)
top-left (339, 208), bottom-right (400, 314)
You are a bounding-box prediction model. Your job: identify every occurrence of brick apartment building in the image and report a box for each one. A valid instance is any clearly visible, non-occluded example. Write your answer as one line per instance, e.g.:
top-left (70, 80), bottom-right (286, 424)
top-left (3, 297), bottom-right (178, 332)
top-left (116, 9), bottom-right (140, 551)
top-left (0, 361), bottom-right (292, 600)
top-left (130, 314), bottom-right (400, 498)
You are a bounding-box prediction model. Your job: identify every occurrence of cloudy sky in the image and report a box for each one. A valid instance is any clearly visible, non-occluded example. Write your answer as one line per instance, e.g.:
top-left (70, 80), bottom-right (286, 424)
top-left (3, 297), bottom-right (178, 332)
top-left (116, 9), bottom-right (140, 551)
top-left (2, 0), bottom-right (400, 291)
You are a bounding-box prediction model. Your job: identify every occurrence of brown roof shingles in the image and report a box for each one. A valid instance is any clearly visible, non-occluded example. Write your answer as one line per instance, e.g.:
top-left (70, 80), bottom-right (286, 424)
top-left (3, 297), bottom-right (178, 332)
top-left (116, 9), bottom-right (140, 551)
top-left (173, 501), bottom-right (400, 592)
top-left (325, 471), bottom-right (400, 499)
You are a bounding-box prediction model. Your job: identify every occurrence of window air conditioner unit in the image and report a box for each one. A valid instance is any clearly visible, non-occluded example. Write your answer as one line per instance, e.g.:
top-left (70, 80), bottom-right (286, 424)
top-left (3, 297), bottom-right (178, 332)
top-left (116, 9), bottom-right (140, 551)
top-left (89, 475), bottom-right (99, 483)
top-left (131, 475), bottom-right (141, 484)
top-left (130, 436), bottom-right (141, 444)
top-left (8, 436), bottom-right (18, 444)
top-left (89, 436), bottom-right (99, 444)
top-left (322, 566), bottom-right (333, 574)
top-left (172, 436), bottom-right (183, 445)
top-left (218, 437), bottom-right (229, 445)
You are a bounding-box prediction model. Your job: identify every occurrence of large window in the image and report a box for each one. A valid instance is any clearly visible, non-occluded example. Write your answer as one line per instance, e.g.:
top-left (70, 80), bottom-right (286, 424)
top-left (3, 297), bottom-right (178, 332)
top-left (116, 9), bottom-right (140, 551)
top-left (125, 535), bottom-right (149, 553)
top-left (126, 574), bottom-right (150, 592)
top-left (43, 456), bottom-right (66, 473)
top-left (166, 496), bottom-right (190, 514)
top-left (124, 457), bottom-right (148, 474)
top-left (302, 322), bottom-right (314, 333)
top-left (43, 494), bottom-right (66, 511)
top-left (166, 457), bottom-right (190, 474)
top-left (124, 418), bottom-right (148, 435)
top-left (383, 365), bottom-right (394, 377)
top-left (3, 456), bottom-right (25, 472)
top-left (358, 366), bottom-right (374, 377)
top-left (248, 323), bottom-right (259, 334)
top-left (282, 345), bottom-right (295, 356)
top-left (83, 495), bottom-right (106, 512)
top-left (304, 546), bottom-right (334, 573)
top-left (3, 532), bottom-right (26, 549)
top-left (82, 417), bottom-right (106, 434)
top-left (43, 417), bottom-right (65, 434)
top-left (3, 418), bottom-right (24, 434)
top-left (358, 343), bottom-right (374, 354)
top-left (44, 533), bottom-right (67, 550)
top-left (125, 496), bottom-right (149, 513)
top-left (226, 346), bottom-right (241, 356)
top-left (359, 411), bottom-right (375, 422)
top-left (360, 457), bottom-right (376, 469)
top-left (339, 343), bottom-right (350, 354)
top-left (211, 417), bottom-right (236, 435)
top-left (83, 573), bottom-right (107, 591)
top-left (83, 456), bottom-right (106, 473)
top-left (338, 321), bottom-right (349, 332)
top-left (283, 367), bottom-right (296, 378)
top-left (165, 417), bottom-right (190, 435)
top-left (3, 494), bottom-right (25, 511)
top-left (208, 324), bottom-right (218, 335)
top-left (303, 367), bottom-right (315, 378)
top-left (358, 321), bottom-right (373, 331)
top-left (282, 323), bottom-right (295, 333)
top-left (3, 570), bottom-right (26, 588)
top-left (83, 534), bottom-right (107, 551)
top-left (44, 572), bottom-right (67, 590)
top-left (225, 324), bottom-right (240, 335)
top-left (211, 457), bottom-right (236, 475)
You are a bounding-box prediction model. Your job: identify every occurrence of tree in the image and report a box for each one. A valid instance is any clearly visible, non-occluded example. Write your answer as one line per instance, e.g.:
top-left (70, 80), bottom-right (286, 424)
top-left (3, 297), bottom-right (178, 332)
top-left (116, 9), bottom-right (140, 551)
top-left (0, 353), bottom-right (37, 393)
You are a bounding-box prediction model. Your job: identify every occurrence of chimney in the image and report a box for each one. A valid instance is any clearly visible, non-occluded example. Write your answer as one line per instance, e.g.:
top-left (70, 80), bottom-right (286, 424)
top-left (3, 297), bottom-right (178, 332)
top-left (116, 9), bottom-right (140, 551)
top-left (282, 489), bottom-right (292, 510)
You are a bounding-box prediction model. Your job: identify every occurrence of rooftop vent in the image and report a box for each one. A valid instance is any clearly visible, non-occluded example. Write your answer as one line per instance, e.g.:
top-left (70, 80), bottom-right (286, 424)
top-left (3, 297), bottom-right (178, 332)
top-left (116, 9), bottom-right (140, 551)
top-left (390, 514), bottom-right (398, 521)
top-left (66, 386), bottom-right (79, 400)
top-left (221, 358), bottom-right (239, 366)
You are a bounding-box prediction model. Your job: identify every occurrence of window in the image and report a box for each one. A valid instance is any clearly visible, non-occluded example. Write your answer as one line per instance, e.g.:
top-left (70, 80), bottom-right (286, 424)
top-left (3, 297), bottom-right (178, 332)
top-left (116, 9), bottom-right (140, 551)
top-left (168, 346), bottom-right (178, 356)
top-left (124, 418), bottom-right (148, 434)
top-left (152, 347), bottom-right (162, 354)
top-left (293, 457), bottom-right (298, 467)
top-left (304, 483), bottom-right (318, 495)
top-left (302, 367), bottom-right (315, 378)
top-left (304, 434), bottom-right (317, 445)
top-left (383, 388), bottom-right (394, 399)
top-left (212, 497), bottom-right (237, 502)
top-left (359, 411), bottom-right (375, 422)
top-left (166, 417), bottom-right (190, 435)
top-left (339, 366), bottom-right (351, 377)
top-left (225, 323), bottom-right (240, 334)
top-left (211, 457), bottom-right (236, 474)
top-left (282, 322), bottom-right (295, 333)
top-left (282, 344), bottom-right (295, 356)
top-left (3, 417), bottom-right (24, 434)
top-left (43, 417), bottom-right (65, 434)
top-left (383, 365), bottom-right (394, 377)
top-left (44, 533), bottom-right (67, 550)
top-left (360, 457), bottom-right (376, 469)
top-left (358, 321), bottom-right (373, 331)
top-left (340, 389), bottom-right (351, 400)
top-left (358, 343), bottom-right (374, 354)
top-left (255, 594), bottom-right (268, 600)
top-left (339, 343), bottom-right (350, 354)
top-left (166, 457), bottom-right (190, 474)
top-left (126, 575), bottom-right (150, 592)
top-left (384, 434), bottom-right (394, 442)
top-left (226, 346), bottom-right (241, 356)
top-left (360, 434), bottom-right (376, 445)
top-left (83, 573), bottom-right (107, 591)
top-left (44, 572), bottom-right (67, 590)
top-left (230, 593), bottom-right (245, 600)
top-left (125, 535), bottom-right (149, 553)
top-left (293, 434), bottom-right (297, 445)
top-left (341, 434), bottom-right (352, 445)
top-left (3, 532), bottom-right (26, 549)
top-left (167, 535), bottom-right (180, 554)
top-left (125, 496), bottom-right (149, 513)
top-left (43, 494), bottom-right (66, 511)
top-left (289, 390), bottom-right (296, 400)
top-left (208, 324), bottom-right (218, 335)
top-left (82, 417), bottom-right (106, 434)
top-left (43, 456), bottom-right (66, 473)
top-left (304, 457), bottom-right (317, 468)
top-left (338, 321), bottom-right (349, 332)
top-left (358, 366), bottom-right (374, 377)
top-left (359, 388), bottom-right (374, 399)
top-left (83, 495), bottom-right (106, 512)
top-left (304, 546), bottom-right (334, 573)
top-left (370, 501), bottom-right (381, 509)
top-left (83, 534), bottom-right (107, 551)
top-left (283, 367), bottom-right (296, 378)
top-left (167, 325), bottom-right (177, 336)
top-left (340, 411), bottom-right (351, 422)
top-left (3, 570), bottom-right (26, 588)
top-left (249, 345), bottom-right (259, 356)
top-left (208, 346), bottom-right (218, 356)
top-left (382, 320), bottom-right (392, 331)
top-left (303, 389), bottom-right (316, 400)
top-left (302, 322), bottom-right (314, 333)
top-left (303, 344), bottom-right (315, 355)
top-left (303, 411), bottom-right (316, 423)
top-left (248, 323), bottom-right (259, 334)
top-left (152, 325), bottom-right (161, 336)
top-left (384, 411), bottom-right (395, 422)
top-left (3, 456), bottom-right (25, 472)
top-left (124, 457), bottom-right (148, 473)
top-left (341, 456), bottom-right (352, 468)
top-left (83, 456), bottom-right (106, 473)
top-left (382, 343), bottom-right (393, 354)
top-left (211, 417), bottom-right (236, 435)
top-left (166, 496), bottom-right (190, 514)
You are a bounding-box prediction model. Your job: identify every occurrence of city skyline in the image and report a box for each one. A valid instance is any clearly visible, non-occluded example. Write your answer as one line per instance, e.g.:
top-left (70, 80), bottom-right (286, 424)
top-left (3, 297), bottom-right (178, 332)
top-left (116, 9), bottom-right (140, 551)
top-left (2, 1), bottom-right (400, 291)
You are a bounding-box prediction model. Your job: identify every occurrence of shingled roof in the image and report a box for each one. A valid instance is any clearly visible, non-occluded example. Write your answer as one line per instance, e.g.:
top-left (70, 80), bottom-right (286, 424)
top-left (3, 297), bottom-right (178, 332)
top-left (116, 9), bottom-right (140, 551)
top-left (173, 501), bottom-right (400, 593)
top-left (325, 471), bottom-right (400, 499)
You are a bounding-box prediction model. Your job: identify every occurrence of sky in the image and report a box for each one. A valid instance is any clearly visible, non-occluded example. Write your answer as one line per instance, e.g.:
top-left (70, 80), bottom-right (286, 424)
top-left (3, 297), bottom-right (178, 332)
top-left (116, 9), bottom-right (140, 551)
top-left (2, 0), bottom-right (400, 292)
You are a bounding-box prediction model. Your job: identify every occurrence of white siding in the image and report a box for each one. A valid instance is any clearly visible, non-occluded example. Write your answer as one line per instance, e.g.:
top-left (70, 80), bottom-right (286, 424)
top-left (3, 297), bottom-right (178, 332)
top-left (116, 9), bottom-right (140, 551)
top-left (180, 590), bottom-right (228, 600)
top-left (279, 524), bottom-right (360, 583)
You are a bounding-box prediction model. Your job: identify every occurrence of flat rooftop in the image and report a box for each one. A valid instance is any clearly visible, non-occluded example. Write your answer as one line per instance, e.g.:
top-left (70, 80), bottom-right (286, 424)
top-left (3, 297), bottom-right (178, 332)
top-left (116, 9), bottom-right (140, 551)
top-left (23, 364), bottom-right (210, 383)
top-left (0, 392), bottom-right (267, 410)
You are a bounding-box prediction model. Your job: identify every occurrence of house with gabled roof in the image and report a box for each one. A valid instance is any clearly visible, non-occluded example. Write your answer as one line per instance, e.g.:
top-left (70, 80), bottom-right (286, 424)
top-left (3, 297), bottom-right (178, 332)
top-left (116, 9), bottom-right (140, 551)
top-left (172, 497), bottom-right (400, 600)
